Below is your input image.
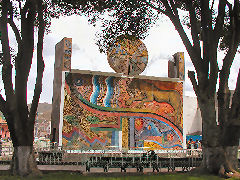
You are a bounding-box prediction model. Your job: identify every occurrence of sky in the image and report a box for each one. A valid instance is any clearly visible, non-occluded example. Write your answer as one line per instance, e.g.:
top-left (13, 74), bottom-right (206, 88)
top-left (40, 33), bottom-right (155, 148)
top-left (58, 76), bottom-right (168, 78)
top-left (33, 15), bottom-right (194, 104)
top-left (1, 14), bottom-right (240, 104)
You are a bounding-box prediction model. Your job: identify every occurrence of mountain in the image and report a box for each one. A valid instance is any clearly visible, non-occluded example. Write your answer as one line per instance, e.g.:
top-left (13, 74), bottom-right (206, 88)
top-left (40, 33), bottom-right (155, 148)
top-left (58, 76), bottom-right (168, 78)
top-left (28, 103), bottom-right (52, 114)
top-left (27, 103), bottom-right (52, 123)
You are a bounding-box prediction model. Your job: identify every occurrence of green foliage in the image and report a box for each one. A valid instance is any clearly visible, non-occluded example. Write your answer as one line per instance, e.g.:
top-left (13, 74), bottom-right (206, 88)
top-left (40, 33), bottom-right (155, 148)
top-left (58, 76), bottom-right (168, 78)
top-left (0, 47), bottom-right (16, 65)
top-left (95, 1), bottom-right (159, 53)
top-left (89, 0), bottom-right (239, 54)
top-left (51, 0), bottom-right (159, 53)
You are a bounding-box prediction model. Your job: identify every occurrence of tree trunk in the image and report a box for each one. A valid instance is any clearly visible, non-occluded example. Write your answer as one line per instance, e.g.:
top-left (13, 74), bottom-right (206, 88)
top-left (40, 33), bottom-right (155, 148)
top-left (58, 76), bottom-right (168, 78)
top-left (10, 146), bottom-right (41, 176)
top-left (198, 95), bottom-right (219, 146)
top-left (222, 146), bottom-right (239, 172)
top-left (197, 95), bottom-right (239, 176)
top-left (202, 146), bottom-right (239, 176)
top-left (8, 113), bottom-right (41, 176)
top-left (197, 96), bottom-right (220, 173)
top-left (201, 147), bottom-right (223, 174)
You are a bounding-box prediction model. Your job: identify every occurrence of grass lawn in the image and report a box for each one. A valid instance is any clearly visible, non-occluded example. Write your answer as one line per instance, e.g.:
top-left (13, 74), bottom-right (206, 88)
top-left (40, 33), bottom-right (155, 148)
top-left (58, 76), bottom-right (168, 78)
top-left (0, 172), bottom-right (239, 180)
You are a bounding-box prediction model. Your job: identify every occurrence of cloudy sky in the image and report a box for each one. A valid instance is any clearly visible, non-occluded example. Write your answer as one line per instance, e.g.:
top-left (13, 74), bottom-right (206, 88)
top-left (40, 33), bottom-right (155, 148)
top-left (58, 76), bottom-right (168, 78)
top-left (34, 15), bottom-right (193, 104)
top-left (1, 14), bottom-right (240, 104)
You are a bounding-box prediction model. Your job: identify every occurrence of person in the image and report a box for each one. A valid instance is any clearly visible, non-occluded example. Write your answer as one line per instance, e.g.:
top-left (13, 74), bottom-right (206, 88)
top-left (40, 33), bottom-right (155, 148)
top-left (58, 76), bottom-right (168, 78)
top-left (187, 140), bottom-right (191, 149)
top-left (194, 140), bottom-right (199, 149)
top-left (198, 140), bottom-right (202, 149)
top-left (187, 138), bottom-right (194, 149)
top-left (187, 138), bottom-right (194, 155)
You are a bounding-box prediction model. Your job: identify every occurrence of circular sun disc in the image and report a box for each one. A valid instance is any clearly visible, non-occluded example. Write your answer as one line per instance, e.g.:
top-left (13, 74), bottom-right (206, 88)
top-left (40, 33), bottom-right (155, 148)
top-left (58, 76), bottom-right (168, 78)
top-left (107, 36), bottom-right (148, 76)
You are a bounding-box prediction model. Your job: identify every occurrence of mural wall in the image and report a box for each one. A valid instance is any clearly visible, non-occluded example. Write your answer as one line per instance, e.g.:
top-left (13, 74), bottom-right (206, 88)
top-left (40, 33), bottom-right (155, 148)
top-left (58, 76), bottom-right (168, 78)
top-left (62, 71), bottom-right (183, 150)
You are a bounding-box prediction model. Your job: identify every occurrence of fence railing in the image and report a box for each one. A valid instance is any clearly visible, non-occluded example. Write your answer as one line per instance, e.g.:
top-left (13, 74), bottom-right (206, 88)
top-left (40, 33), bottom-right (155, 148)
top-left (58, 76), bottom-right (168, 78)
top-left (0, 144), bottom-right (203, 164)
top-left (1, 145), bottom-right (240, 172)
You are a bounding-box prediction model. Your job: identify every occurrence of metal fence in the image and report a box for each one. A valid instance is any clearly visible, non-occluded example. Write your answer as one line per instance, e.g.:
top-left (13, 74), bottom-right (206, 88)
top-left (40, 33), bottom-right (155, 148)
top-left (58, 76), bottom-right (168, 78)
top-left (0, 145), bottom-right (239, 172)
top-left (0, 145), bottom-right (14, 163)
top-left (0, 145), bottom-right (202, 168)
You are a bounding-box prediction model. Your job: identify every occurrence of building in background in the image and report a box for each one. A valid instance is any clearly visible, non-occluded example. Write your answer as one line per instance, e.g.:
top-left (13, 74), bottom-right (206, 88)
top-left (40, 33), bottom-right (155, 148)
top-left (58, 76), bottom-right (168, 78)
top-left (33, 103), bottom-right (52, 139)
top-left (0, 114), bottom-right (10, 140)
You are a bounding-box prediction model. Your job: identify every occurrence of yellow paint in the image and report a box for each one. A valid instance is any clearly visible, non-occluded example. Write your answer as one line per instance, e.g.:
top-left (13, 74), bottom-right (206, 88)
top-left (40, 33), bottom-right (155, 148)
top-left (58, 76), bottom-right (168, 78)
top-left (144, 141), bottom-right (162, 150)
top-left (178, 52), bottom-right (185, 80)
top-left (122, 118), bottom-right (128, 149)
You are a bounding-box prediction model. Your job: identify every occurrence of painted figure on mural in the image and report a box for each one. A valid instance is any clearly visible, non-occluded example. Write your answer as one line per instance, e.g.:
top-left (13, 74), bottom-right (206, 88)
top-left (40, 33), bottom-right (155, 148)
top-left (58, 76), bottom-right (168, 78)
top-left (125, 78), bottom-right (183, 125)
top-left (135, 118), bottom-right (182, 149)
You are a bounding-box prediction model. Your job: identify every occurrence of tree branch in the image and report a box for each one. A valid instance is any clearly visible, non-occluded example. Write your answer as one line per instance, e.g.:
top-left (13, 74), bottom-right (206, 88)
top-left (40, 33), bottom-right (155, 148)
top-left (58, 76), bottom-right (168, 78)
top-left (228, 68), bottom-right (240, 126)
top-left (29, 0), bottom-right (45, 128)
top-left (0, 0), bottom-right (15, 102)
top-left (7, 0), bottom-right (21, 46)
top-left (218, 40), bottom-right (239, 129)
top-left (20, 0), bottom-right (35, 73)
top-left (0, 94), bottom-right (7, 116)
top-left (188, 71), bottom-right (199, 96)
top-left (11, 0), bottom-right (37, 130)
top-left (142, 0), bottom-right (167, 15)
top-left (200, 0), bottom-right (219, 95)
top-left (201, 0), bottom-right (213, 73)
top-left (218, 4), bottom-right (240, 126)
top-left (209, 1), bottom-right (231, 90)
top-left (161, 0), bottom-right (175, 17)
top-left (7, 19), bottom-right (22, 46)
top-left (15, 0), bottom-right (36, 110)
top-left (214, 0), bottom-right (227, 44)
top-left (220, 9), bottom-right (240, 86)
top-left (20, 0), bottom-right (31, 18)
top-left (211, 0), bottom-right (216, 12)
top-left (219, 42), bottom-right (238, 95)
top-left (186, 1), bottom-right (201, 55)
top-left (169, 0), bottom-right (179, 17)
top-left (167, 12), bottom-right (202, 74)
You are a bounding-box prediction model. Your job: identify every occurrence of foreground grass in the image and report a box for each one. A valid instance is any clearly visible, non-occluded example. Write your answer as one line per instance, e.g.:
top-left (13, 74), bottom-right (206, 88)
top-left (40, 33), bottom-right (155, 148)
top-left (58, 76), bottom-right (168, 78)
top-left (0, 172), bottom-right (239, 180)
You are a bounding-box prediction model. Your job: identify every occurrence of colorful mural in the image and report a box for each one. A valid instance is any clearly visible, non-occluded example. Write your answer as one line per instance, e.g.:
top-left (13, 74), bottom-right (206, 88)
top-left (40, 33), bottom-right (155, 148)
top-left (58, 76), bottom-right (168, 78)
top-left (107, 36), bottom-right (148, 76)
top-left (62, 72), bottom-right (183, 150)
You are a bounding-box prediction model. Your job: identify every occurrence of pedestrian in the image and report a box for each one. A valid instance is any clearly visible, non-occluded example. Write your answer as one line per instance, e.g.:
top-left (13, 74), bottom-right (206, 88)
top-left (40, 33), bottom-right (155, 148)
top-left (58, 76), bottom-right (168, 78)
top-left (194, 140), bottom-right (199, 149)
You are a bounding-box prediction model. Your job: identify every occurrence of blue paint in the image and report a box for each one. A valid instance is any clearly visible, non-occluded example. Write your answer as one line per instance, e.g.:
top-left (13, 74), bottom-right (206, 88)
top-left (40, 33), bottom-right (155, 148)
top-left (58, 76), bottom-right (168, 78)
top-left (111, 131), bottom-right (116, 146)
top-left (186, 135), bottom-right (202, 142)
top-left (111, 131), bottom-right (120, 147)
top-left (129, 117), bottom-right (135, 148)
top-left (115, 131), bottom-right (119, 147)
top-left (104, 77), bottom-right (114, 107)
top-left (90, 76), bottom-right (100, 105)
top-left (142, 122), bottom-right (163, 137)
top-left (133, 116), bottom-right (183, 144)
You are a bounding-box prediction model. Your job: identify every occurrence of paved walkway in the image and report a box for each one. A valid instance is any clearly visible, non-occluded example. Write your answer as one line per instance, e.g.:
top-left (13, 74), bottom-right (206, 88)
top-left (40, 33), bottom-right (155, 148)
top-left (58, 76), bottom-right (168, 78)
top-left (0, 165), bottom-right (186, 173)
top-left (0, 165), bottom-right (84, 172)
